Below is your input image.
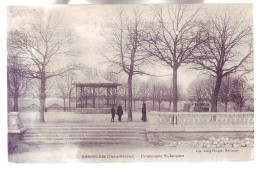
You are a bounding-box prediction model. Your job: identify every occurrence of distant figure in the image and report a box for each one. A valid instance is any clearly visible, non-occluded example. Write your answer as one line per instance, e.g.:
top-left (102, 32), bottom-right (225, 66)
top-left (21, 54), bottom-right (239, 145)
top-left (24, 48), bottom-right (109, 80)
top-left (111, 105), bottom-right (116, 122)
top-left (141, 103), bottom-right (147, 122)
top-left (117, 104), bottom-right (123, 121)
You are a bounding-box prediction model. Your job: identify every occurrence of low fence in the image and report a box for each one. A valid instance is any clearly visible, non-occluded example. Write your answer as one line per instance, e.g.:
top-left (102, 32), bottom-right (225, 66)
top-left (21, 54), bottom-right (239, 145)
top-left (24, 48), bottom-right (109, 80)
top-left (46, 107), bottom-right (76, 112)
top-left (148, 112), bottom-right (254, 132)
top-left (146, 112), bottom-right (254, 145)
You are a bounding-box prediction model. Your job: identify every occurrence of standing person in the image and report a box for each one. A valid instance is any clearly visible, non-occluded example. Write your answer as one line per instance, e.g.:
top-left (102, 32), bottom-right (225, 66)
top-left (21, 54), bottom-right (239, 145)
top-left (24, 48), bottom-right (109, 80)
top-left (117, 104), bottom-right (123, 121)
top-left (111, 105), bottom-right (116, 122)
top-left (141, 103), bottom-right (147, 122)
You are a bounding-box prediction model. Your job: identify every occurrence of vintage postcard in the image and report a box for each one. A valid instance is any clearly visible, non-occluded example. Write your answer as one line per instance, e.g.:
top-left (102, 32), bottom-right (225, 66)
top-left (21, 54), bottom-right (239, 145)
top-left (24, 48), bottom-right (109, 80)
top-left (7, 2), bottom-right (254, 163)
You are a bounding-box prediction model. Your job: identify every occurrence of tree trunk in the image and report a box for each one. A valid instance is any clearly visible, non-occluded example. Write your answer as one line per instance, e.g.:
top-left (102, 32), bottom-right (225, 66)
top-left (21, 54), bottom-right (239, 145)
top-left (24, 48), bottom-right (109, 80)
top-left (68, 92), bottom-right (72, 111)
top-left (68, 97), bottom-right (71, 111)
top-left (152, 99), bottom-right (155, 111)
top-left (93, 87), bottom-right (96, 108)
top-left (158, 102), bottom-right (161, 111)
top-left (133, 100), bottom-right (136, 111)
top-left (124, 99), bottom-right (127, 111)
top-left (39, 78), bottom-right (46, 122)
top-left (13, 71), bottom-right (19, 112)
top-left (169, 101), bottom-right (172, 111)
top-left (152, 85), bottom-right (155, 111)
top-left (224, 101), bottom-right (228, 112)
top-left (211, 76), bottom-right (222, 112)
top-left (172, 67), bottom-right (178, 112)
top-left (63, 98), bottom-right (66, 111)
top-left (13, 96), bottom-right (19, 112)
top-left (127, 75), bottom-right (133, 121)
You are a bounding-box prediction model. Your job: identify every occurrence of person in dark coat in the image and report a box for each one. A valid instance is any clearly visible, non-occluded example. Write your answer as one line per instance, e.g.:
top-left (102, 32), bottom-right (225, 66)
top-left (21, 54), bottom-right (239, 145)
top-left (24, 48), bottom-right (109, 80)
top-left (117, 104), bottom-right (123, 121)
top-left (141, 103), bottom-right (147, 122)
top-left (111, 105), bottom-right (116, 122)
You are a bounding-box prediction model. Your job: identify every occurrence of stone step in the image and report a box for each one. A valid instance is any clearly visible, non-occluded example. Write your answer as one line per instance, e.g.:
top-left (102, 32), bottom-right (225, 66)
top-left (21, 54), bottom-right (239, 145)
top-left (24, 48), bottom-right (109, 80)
top-left (24, 131), bottom-right (147, 136)
top-left (26, 127), bottom-right (145, 130)
top-left (23, 133), bottom-right (147, 137)
top-left (23, 136), bottom-right (148, 144)
top-left (27, 127), bottom-right (145, 132)
top-left (25, 129), bottom-right (145, 134)
top-left (23, 123), bottom-right (148, 144)
top-left (25, 130), bottom-right (145, 134)
top-left (23, 136), bottom-right (146, 140)
top-left (23, 138), bottom-right (148, 144)
top-left (25, 127), bottom-right (146, 135)
top-left (24, 123), bottom-right (146, 128)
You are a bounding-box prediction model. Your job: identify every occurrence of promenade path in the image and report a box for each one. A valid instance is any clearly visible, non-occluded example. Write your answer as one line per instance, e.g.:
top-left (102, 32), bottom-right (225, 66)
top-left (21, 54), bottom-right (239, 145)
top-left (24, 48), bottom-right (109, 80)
top-left (8, 111), bottom-right (253, 163)
top-left (20, 110), bottom-right (146, 124)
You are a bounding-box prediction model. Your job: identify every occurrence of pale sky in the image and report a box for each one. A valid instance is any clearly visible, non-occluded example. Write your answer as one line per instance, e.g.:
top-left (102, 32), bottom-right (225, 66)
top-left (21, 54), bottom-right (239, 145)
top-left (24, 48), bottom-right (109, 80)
top-left (7, 4), bottom-right (253, 92)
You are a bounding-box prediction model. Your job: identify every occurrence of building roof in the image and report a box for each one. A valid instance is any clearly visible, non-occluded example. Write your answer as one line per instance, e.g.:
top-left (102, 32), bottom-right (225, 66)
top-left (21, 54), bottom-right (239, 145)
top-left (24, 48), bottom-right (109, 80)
top-left (73, 70), bottom-right (120, 87)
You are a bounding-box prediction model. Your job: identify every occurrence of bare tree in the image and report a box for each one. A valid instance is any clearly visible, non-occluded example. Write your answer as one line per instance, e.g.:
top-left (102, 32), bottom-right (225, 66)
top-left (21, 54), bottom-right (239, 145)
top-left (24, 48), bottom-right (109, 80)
top-left (28, 78), bottom-right (55, 100)
top-left (8, 10), bottom-right (77, 122)
top-left (7, 31), bottom-right (32, 112)
top-left (219, 75), bottom-right (234, 112)
top-left (56, 70), bottom-right (75, 111)
top-left (144, 5), bottom-right (202, 112)
top-left (230, 77), bottom-right (251, 112)
top-left (165, 86), bottom-right (173, 111)
top-left (132, 78), bottom-right (141, 110)
top-left (102, 69), bottom-right (120, 84)
top-left (7, 54), bottom-right (28, 112)
top-left (149, 78), bottom-right (158, 111)
top-left (188, 77), bottom-right (215, 104)
top-left (188, 79), bottom-right (205, 103)
top-left (191, 7), bottom-right (253, 112)
top-left (137, 80), bottom-right (150, 103)
top-left (164, 79), bottom-right (184, 110)
top-left (103, 6), bottom-right (150, 121)
top-left (56, 81), bottom-right (68, 111)
top-left (154, 82), bottom-right (167, 111)
top-left (117, 83), bottom-right (128, 111)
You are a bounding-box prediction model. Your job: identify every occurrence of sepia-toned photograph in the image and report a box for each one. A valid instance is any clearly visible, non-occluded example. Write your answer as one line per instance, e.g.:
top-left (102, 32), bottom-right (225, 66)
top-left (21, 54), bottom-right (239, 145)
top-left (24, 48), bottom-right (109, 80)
top-left (7, 3), bottom-right (254, 163)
